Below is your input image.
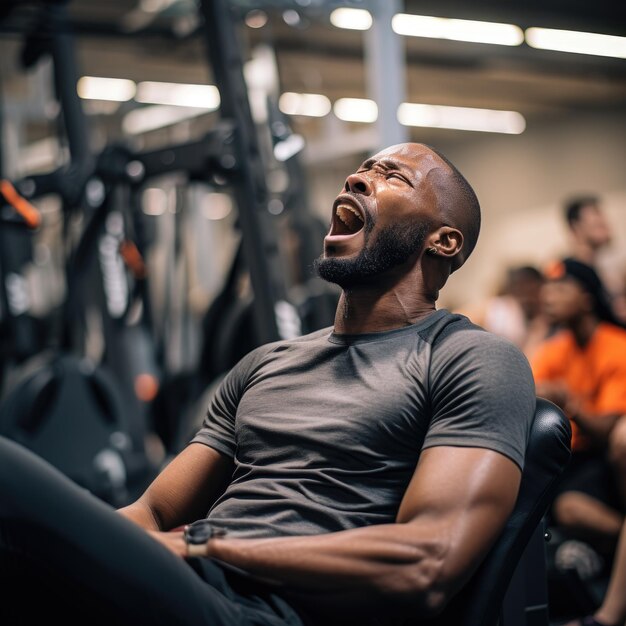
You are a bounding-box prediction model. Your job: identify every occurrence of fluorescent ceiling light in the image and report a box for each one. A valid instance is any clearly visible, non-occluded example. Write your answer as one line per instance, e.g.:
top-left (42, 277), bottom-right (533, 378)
top-left (334, 98), bottom-right (378, 123)
top-left (279, 92), bottom-right (331, 117)
top-left (77, 76), bottom-right (136, 102)
top-left (392, 14), bottom-right (523, 46)
top-left (398, 102), bottom-right (525, 134)
top-left (525, 27), bottom-right (626, 59)
top-left (136, 82), bottom-right (220, 109)
top-left (330, 8), bottom-right (372, 31)
top-left (123, 105), bottom-right (209, 135)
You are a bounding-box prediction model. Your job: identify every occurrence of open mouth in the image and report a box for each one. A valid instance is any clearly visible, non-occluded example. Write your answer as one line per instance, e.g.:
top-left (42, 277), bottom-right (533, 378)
top-left (331, 199), bottom-right (365, 236)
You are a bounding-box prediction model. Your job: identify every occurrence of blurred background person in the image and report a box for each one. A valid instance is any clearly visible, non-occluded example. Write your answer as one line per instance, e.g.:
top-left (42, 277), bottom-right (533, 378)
top-left (565, 196), bottom-right (611, 268)
top-left (456, 265), bottom-right (550, 359)
top-left (531, 258), bottom-right (626, 557)
top-left (564, 196), bottom-right (626, 324)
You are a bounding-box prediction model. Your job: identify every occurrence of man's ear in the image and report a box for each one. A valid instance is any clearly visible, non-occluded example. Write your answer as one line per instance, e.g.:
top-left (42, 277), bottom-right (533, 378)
top-left (426, 226), bottom-right (464, 262)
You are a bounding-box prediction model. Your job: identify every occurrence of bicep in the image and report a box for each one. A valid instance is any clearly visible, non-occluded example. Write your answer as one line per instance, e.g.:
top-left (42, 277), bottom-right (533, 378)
top-left (138, 442), bottom-right (234, 530)
top-left (396, 446), bottom-right (521, 592)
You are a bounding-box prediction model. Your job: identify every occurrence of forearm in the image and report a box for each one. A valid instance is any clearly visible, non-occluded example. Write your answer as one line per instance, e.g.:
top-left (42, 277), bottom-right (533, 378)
top-left (201, 448), bottom-right (517, 613)
top-left (206, 521), bottom-right (448, 611)
top-left (572, 411), bottom-right (621, 443)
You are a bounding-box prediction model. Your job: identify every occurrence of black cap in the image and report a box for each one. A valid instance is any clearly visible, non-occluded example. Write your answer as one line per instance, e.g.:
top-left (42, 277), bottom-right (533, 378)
top-left (544, 257), bottom-right (619, 325)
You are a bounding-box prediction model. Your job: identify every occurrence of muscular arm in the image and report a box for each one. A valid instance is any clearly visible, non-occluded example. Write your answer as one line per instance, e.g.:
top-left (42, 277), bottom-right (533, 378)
top-left (118, 443), bottom-right (234, 531)
top-left (199, 446), bottom-right (520, 617)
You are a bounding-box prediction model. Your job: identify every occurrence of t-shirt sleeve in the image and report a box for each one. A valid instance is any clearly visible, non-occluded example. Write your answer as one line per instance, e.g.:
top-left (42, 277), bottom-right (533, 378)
top-left (189, 345), bottom-right (273, 457)
top-left (423, 329), bottom-right (536, 471)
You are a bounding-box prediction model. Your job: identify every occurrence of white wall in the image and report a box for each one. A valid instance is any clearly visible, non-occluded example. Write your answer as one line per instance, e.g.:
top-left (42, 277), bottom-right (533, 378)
top-left (305, 109), bottom-right (626, 310)
top-left (438, 109), bottom-right (626, 309)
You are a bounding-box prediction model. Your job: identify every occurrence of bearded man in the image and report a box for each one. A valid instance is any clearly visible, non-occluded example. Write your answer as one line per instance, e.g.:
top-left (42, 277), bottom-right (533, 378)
top-left (0, 143), bottom-right (535, 626)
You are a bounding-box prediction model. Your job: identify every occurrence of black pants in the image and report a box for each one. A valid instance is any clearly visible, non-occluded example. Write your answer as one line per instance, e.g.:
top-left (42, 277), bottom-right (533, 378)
top-left (0, 436), bottom-right (305, 626)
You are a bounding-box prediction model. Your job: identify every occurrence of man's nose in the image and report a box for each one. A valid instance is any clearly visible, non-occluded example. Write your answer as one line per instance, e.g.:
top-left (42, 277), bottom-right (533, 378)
top-left (344, 173), bottom-right (372, 195)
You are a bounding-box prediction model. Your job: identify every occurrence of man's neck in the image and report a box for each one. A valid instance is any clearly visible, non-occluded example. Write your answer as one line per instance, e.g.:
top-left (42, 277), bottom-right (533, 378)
top-left (333, 282), bottom-right (437, 334)
top-left (571, 240), bottom-right (597, 266)
top-left (567, 314), bottom-right (599, 347)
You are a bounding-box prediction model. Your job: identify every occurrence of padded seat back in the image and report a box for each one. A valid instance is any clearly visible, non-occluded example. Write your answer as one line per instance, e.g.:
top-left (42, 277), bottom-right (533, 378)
top-left (423, 398), bottom-right (571, 626)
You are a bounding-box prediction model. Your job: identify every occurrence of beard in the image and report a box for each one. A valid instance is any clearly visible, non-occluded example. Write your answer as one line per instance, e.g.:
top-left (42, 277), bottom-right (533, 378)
top-left (314, 220), bottom-right (428, 289)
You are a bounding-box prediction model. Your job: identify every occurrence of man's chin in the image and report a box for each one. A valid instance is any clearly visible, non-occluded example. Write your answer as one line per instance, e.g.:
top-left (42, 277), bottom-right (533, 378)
top-left (315, 221), bottom-right (427, 289)
top-left (314, 255), bottom-right (376, 289)
top-left (315, 256), bottom-right (354, 289)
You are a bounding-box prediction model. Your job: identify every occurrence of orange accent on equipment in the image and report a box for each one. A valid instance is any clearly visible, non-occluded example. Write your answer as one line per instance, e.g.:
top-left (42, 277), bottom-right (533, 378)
top-left (134, 373), bottom-right (159, 403)
top-left (0, 180), bottom-right (42, 229)
top-left (119, 240), bottom-right (147, 279)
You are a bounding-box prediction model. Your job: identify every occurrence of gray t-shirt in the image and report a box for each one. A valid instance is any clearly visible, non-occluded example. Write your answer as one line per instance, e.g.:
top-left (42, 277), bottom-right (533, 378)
top-left (191, 309), bottom-right (535, 539)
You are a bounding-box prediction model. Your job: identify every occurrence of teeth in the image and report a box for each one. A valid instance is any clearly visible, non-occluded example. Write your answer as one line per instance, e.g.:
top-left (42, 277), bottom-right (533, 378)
top-left (336, 203), bottom-right (364, 233)
top-left (338, 204), bottom-right (363, 220)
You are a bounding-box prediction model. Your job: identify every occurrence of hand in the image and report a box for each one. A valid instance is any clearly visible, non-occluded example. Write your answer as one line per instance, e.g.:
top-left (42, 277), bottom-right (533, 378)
top-left (148, 530), bottom-right (189, 558)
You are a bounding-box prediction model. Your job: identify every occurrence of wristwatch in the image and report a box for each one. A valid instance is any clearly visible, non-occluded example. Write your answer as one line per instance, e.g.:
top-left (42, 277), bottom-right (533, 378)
top-left (183, 519), bottom-right (226, 557)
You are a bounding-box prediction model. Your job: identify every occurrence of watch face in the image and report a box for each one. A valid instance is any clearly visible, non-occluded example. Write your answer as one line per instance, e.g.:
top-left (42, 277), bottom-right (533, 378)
top-left (184, 519), bottom-right (224, 544)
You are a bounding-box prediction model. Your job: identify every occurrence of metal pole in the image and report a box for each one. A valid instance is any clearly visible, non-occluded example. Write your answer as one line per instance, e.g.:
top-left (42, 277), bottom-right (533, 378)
top-left (48, 4), bottom-right (91, 168)
top-left (198, 0), bottom-right (283, 344)
top-left (365, 0), bottom-right (408, 151)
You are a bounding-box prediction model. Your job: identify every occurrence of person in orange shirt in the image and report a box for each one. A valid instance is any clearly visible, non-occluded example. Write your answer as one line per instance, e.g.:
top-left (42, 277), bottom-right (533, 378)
top-left (533, 258), bottom-right (626, 538)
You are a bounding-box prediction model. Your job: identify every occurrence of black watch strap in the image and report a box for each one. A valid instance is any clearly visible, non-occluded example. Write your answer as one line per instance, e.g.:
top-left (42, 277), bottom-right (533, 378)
top-left (183, 519), bottom-right (226, 557)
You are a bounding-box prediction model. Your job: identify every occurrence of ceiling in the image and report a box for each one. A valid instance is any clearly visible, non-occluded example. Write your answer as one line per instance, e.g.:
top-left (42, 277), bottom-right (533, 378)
top-left (1, 0), bottom-right (625, 157)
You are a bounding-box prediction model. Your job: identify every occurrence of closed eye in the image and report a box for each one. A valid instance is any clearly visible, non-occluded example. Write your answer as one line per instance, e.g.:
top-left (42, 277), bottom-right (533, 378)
top-left (387, 172), bottom-right (412, 186)
top-left (355, 165), bottom-right (413, 187)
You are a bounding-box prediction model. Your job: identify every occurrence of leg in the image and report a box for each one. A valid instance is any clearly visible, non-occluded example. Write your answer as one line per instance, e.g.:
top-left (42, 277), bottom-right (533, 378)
top-left (608, 415), bottom-right (626, 508)
top-left (594, 520), bottom-right (626, 626)
top-left (552, 453), bottom-right (624, 550)
top-left (0, 436), bottom-right (300, 626)
top-left (553, 491), bottom-right (623, 541)
top-left (563, 521), bottom-right (626, 626)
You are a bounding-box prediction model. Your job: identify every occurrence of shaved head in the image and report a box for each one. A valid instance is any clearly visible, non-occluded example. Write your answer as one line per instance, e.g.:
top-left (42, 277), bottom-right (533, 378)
top-left (425, 144), bottom-right (480, 270)
top-left (374, 143), bottom-right (480, 271)
top-left (384, 142), bottom-right (480, 271)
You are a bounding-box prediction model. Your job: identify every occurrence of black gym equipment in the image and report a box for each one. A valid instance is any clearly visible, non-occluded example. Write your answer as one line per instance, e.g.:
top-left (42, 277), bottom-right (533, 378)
top-left (265, 96), bottom-right (339, 334)
top-left (0, 0), bottom-right (324, 470)
top-left (141, 0), bottom-right (338, 453)
top-left (0, 1), bottom-right (157, 506)
top-left (0, 181), bottom-right (45, 382)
